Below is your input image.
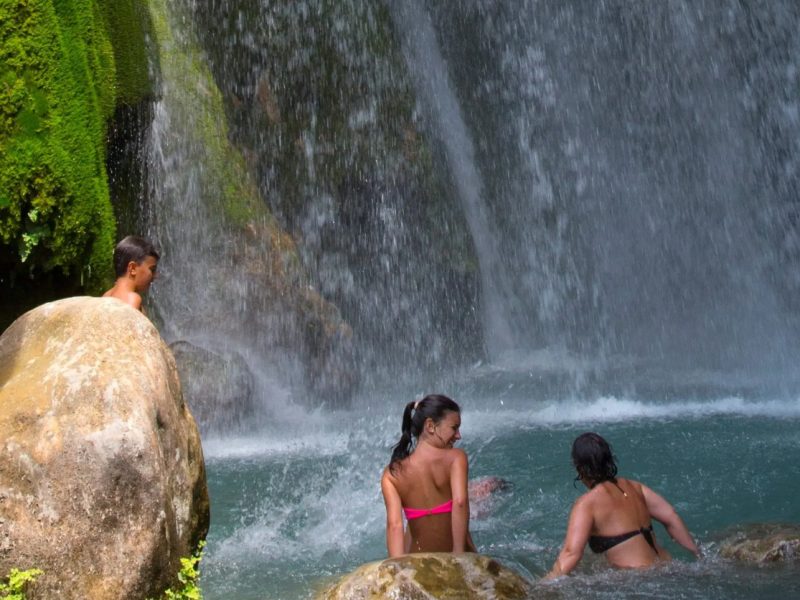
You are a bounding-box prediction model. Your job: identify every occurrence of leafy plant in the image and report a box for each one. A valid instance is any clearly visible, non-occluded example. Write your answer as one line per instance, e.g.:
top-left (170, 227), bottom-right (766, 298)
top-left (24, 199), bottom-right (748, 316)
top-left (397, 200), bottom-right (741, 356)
top-left (151, 541), bottom-right (206, 600)
top-left (0, 568), bottom-right (43, 600)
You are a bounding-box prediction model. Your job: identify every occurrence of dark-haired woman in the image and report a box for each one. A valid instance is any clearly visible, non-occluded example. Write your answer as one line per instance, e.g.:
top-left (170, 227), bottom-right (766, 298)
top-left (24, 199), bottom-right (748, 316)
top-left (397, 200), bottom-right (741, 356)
top-left (545, 432), bottom-right (699, 579)
top-left (381, 394), bottom-right (477, 557)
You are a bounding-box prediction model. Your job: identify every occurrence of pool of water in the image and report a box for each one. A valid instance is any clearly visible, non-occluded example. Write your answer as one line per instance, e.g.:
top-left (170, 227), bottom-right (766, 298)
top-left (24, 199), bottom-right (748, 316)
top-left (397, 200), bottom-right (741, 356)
top-left (199, 365), bottom-right (800, 599)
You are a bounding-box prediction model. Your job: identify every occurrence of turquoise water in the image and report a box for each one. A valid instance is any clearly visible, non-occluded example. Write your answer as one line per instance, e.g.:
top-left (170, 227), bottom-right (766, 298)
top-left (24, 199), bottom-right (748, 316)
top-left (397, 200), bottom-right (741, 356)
top-left (200, 365), bottom-right (800, 599)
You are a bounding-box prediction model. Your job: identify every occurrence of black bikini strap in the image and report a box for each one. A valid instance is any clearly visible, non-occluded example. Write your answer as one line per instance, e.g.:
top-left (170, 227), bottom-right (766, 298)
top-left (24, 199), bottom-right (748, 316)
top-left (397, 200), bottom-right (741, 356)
top-left (611, 480), bottom-right (628, 497)
top-left (641, 525), bottom-right (659, 555)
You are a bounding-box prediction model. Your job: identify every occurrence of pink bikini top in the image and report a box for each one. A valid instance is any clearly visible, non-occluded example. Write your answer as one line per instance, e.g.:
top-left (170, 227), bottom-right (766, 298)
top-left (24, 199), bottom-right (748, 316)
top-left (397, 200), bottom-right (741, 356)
top-left (403, 499), bottom-right (453, 520)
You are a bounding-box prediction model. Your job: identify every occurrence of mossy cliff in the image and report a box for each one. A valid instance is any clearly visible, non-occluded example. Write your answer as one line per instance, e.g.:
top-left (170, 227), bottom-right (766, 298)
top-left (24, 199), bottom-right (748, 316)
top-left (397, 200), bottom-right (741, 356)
top-left (188, 0), bottom-right (483, 377)
top-left (0, 0), bottom-right (152, 328)
top-left (144, 0), bottom-right (358, 404)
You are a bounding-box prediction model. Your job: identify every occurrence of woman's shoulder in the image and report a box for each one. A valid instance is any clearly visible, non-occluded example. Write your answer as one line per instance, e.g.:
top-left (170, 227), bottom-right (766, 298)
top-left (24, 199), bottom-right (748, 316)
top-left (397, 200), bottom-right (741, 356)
top-left (618, 477), bottom-right (645, 492)
top-left (446, 447), bottom-right (468, 463)
top-left (382, 462), bottom-right (401, 483)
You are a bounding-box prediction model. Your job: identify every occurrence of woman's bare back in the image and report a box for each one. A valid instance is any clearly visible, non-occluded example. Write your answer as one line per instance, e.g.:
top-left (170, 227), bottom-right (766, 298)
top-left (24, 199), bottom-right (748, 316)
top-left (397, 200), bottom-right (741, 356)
top-left (387, 446), bottom-right (463, 552)
top-left (588, 478), bottom-right (670, 567)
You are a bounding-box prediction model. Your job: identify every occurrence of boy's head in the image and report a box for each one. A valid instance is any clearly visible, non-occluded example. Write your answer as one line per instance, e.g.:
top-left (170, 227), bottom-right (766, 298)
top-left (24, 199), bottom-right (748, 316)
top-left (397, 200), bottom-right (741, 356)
top-left (113, 236), bottom-right (160, 292)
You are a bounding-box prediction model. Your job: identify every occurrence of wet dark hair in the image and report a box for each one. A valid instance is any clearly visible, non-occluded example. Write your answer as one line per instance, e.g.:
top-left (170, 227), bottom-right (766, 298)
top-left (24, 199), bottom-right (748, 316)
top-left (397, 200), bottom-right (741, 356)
top-left (389, 394), bottom-right (460, 474)
top-left (571, 432), bottom-right (618, 486)
top-left (113, 235), bottom-right (160, 277)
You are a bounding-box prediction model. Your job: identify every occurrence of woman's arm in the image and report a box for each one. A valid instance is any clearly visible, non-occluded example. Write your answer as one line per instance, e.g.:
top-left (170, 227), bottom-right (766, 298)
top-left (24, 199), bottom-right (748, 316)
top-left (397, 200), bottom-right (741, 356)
top-left (381, 470), bottom-right (406, 557)
top-left (449, 449), bottom-right (470, 553)
top-left (466, 531), bottom-right (477, 553)
top-left (544, 496), bottom-right (593, 579)
top-left (641, 483), bottom-right (699, 557)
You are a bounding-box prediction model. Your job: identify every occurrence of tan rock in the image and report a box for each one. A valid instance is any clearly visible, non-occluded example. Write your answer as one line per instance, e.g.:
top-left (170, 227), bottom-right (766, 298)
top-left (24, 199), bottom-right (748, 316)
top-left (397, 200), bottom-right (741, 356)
top-left (0, 297), bottom-right (209, 599)
top-left (316, 553), bottom-right (532, 600)
top-left (717, 523), bottom-right (800, 563)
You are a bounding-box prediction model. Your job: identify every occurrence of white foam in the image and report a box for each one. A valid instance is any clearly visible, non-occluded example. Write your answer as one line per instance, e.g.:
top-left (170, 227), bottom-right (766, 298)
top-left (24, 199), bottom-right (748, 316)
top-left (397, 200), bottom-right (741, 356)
top-left (203, 395), bottom-right (800, 458)
top-left (457, 395), bottom-right (800, 440)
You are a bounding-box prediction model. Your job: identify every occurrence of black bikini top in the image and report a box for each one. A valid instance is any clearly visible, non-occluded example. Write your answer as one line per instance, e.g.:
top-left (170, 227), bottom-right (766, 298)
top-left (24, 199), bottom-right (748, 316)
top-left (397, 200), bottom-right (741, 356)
top-left (588, 525), bottom-right (658, 554)
top-left (587, 479), bottom-right (658, 555)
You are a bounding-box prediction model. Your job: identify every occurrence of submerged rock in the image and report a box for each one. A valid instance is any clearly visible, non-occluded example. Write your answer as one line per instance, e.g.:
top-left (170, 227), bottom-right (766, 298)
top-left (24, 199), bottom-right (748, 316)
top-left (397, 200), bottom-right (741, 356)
top-left (717, 523), bottom-right (800, 563)
top-left (317, 553), bottom-right (532, 600)
top-left (0, 297), bottom-right (209, 599)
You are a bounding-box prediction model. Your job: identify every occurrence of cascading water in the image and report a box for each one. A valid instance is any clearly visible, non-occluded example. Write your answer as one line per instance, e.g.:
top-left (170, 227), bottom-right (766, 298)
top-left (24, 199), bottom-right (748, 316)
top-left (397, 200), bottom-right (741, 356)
top-left (182, 0), bottom-right (484, 391)
top-left (142, 0), bottom-right (305, 433)
top-left (388, 0), bottom-right (517, 358)
top-left (424, 0), bottom-right (800, 382)
top-left (125, 1), bottom-right (800, 598)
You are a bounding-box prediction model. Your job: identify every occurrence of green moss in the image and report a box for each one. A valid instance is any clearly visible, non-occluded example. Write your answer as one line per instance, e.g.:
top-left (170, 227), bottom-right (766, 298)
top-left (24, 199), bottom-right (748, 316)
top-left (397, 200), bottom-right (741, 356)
top-left (0, 0), bottom-right (153, 294)
top-left (403, 556), bottom-right (467, 595)
top-left (98, 0), bottom-right (152, 104)
top-left (147, 0), bottom-right (272, 229)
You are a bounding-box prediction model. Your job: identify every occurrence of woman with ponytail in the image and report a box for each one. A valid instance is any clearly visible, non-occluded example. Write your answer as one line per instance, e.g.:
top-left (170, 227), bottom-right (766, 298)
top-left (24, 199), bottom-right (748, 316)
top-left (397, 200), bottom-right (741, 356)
top-left (381, 394), bottom-right (477, 557)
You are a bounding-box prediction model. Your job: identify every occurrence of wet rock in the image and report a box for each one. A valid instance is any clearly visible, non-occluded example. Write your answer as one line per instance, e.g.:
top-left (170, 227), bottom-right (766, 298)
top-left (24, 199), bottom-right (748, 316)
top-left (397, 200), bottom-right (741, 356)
top-left (716, 523), bottom-right (800, 563)
top-left (0, 297), bottom-right (209, 599)
top-left (170, 341), bottom-right (254, 434)
top-left (316, 553), bottom-right (532, 600)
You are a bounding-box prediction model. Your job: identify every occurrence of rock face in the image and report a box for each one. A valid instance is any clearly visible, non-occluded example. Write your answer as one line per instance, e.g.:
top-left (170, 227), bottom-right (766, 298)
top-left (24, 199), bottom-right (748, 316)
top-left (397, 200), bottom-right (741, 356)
top-left (0, 297), bottom-right (209, 599)
top-left (717, 523), bottom-right (800, 563)
top-left (317, 553), bottom-right (532, 600)
top-left (170, 340), bottom-right (255, 434)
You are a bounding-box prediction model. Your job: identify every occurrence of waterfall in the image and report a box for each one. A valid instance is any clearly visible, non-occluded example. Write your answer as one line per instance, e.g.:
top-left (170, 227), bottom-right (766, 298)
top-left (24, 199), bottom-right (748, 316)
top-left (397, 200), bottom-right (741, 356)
top-left (179, 0), bottom-right (485, 387)
top-left (422, 0), bottom-right (800, 378)
top-left (135, 0), bottom-right (800, 418)
top-left (121, 4), bottom-right (800, 596)
top-left (142, 0), bottom-right (361, 431)
top-left (388, 0), bottom-right (516, 359)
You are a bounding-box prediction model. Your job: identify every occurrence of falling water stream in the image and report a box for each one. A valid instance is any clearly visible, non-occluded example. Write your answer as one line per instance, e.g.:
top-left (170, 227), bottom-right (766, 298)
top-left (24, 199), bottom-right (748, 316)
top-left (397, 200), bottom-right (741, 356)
top-left (137, 1), bottom-right (800, 598)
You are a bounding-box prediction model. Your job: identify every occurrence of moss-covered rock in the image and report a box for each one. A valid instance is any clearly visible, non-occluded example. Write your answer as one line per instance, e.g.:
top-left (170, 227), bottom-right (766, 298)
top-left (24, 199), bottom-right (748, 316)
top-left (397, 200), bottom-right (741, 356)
top-left (98, 0), bottom-right (153, 105)
top-left (0, 0), bottom-right (115, 291)
top-left (716, 523), bottom-right (800, 564)
top-left (317, 553), bottom-right (532, 600)
top-left (1, 0), bottom-right (155, 324)
top-left (142, 0), bottom-right (359, 403)
top-left (187, 0), bottom-right (484, 378)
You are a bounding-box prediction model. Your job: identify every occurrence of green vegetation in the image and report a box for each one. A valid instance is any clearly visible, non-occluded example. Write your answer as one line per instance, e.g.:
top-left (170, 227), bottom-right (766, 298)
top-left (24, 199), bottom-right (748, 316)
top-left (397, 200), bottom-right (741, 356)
top-left (0, 0), bottom-right (152, 295)
top-left (150, 541), bottom-right (205, 600)
top-left (98, 0), bottom-right (152, 105)
top-left (0, 568), bottom-right (42, 600)
top-left (0, 542), bottom-right (203, 600)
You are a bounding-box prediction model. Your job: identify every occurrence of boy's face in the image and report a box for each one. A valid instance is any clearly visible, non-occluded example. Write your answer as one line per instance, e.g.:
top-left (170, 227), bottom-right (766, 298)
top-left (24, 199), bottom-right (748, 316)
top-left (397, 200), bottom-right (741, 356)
top-left (130, 255), bottom-right (158, 293)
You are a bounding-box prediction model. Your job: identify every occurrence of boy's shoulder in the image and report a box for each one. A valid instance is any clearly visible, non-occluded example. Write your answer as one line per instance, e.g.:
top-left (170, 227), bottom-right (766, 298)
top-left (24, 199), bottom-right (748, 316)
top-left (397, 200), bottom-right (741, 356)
top-left (103, 287), bottom-right (143, 310)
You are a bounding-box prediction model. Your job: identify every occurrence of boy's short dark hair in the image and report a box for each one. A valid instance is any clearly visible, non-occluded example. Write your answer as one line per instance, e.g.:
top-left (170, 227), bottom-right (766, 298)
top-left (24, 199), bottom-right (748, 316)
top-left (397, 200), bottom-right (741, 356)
top-left (113, 235), bottom-right (160, 277)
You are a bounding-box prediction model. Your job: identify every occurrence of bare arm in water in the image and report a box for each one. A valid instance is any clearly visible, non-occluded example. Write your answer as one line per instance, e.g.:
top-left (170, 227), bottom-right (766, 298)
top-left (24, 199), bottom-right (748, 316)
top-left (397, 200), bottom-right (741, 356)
top-left (641, 484), bottom-right (699, 556)
top-left (544, 495), bottom-right (592, 579)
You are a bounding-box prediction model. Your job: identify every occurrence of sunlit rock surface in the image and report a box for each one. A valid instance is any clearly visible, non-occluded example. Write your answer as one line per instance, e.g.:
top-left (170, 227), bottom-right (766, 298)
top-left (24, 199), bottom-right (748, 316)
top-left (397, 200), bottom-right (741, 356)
top-left (717, 523), bottom-right (800, 563)
top-left (0, 297), bottom-right (209, 599)
top-left (317, 553), bottom-right (532, 600)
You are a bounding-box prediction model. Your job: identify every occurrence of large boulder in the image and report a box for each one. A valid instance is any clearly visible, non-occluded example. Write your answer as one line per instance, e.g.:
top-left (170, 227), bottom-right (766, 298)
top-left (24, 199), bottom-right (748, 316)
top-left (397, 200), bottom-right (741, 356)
top-left (316, 553), bottom-right (532, 600)
top-left (716, 523), bottom-right (800, 563)
top-left (0, 297), bottom-right (209, 599)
